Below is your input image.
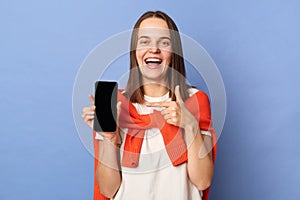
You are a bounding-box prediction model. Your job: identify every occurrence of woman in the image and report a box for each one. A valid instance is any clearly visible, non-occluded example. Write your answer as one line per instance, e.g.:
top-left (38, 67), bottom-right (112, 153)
top-left (82, 11), bottom-right (217, 200)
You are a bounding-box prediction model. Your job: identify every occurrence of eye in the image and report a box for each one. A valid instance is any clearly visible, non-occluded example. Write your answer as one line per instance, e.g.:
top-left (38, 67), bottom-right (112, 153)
top-left (138, 38), bottom-right (150, 46)
top-left (159, 39), bottom-right (171, 47)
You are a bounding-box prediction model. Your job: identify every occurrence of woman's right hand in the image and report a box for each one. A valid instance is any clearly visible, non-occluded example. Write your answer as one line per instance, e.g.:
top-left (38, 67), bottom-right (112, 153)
top-left (82, 94), bottom-right (121, 141)
top-left (82, 94), bottom-right (96, 129)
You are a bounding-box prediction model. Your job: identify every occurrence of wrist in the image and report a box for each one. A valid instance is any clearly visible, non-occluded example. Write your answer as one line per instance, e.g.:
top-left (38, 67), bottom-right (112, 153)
top-left (183, 119), bottom-right (199, 132)
top-left (184, 121), bottom-right (201, 146)
top-left (103, 135), bottom-right (117, 143)
top-left (97, 132), bottom-right (118, 144)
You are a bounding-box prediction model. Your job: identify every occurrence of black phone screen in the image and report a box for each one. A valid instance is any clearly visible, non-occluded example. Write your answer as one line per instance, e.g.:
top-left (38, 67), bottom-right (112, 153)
top-left (93, 81), bottom-right (118, 132)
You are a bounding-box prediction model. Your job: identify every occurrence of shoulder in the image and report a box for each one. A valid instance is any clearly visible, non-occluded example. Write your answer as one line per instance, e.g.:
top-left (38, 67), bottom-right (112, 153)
top-left (186, 87), bottom-right (211, 113)
top-left (187, 87), bottom-right (209, 100)
top-left (119, 89), bottom-right (126, 94)
top-left (187, 87), bottom-right (198, 97)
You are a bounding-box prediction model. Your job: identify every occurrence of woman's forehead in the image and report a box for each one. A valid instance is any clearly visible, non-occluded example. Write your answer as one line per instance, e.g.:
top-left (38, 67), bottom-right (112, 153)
top-left (137, 18), bottom-right (170, 38)
top-left (139, 18), bottom-right (168, 28)
top-left (137, 27), bottom-right (171, 39)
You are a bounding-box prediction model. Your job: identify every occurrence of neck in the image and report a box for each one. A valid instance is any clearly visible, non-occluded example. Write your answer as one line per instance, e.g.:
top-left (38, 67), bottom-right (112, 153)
top-left (143, 83), bottom-right (169, 97)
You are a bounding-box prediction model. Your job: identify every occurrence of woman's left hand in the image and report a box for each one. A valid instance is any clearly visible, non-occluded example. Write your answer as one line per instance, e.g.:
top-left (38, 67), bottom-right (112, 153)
top-left (146, 85), bottom-right (198, 129)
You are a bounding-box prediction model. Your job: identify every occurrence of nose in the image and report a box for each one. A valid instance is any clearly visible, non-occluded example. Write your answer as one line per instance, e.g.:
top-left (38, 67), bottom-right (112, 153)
top-left (148, 44), bottom-right (160, 53)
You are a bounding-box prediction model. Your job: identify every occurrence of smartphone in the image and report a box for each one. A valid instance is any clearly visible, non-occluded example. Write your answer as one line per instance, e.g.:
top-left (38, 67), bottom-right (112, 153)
top-left (93, 81), bottom-right (118, 132)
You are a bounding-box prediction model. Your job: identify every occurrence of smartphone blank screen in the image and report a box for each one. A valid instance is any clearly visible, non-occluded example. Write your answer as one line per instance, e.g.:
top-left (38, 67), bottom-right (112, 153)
top-left (93, 81), bottom-right (118, 132)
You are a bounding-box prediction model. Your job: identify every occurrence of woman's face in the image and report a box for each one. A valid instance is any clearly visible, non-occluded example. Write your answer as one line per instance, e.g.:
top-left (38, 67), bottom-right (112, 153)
top-left (136, 18), bottom-right (172, 84)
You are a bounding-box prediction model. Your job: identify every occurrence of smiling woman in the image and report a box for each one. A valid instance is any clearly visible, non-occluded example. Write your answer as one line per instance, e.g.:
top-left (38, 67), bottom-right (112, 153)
top-left (125, 11), bottom-right (191, 103)
top-left (81, 10), bottom-right (217, 200)
top-left (136, 18), bottom-right (172, 90)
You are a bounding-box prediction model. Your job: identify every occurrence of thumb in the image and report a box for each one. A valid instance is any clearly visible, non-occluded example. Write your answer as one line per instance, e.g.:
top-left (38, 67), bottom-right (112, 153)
top-left (116, 101), bottom-right (122, 121)
top-left (117, 101), bottom-right (122, 118)
top-left (88, 94), bottom-right (95, 105)
top-left (175, 85), bottom-right (183, 104)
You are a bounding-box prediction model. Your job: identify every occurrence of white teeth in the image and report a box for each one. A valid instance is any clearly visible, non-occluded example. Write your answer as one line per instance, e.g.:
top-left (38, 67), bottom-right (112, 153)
top-left (145, 58), bottom-right (162, 63)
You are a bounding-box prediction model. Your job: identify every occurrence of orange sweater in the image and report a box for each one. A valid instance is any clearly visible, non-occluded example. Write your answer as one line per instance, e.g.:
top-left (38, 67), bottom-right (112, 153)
top-left (93, 90), bottom-right (217, 200)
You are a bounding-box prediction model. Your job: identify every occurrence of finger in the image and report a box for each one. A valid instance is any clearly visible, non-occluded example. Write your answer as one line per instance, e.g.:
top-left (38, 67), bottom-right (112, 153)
top-left (146, 101), bottom-right (177, 108)
top-left (166, 118), bottom-right (178, 126)
top-left (163, 113), bottom-right (173, 120)
top-left (171, 117), bottom-right (179, 124)
top-left (84, 111), bottom-right (95, 115)
top-left (164, 112), bottom-right (178, 122)
top-left (175, 85), bottom-right (183, 104)
top-left (161, 107), bottom-right (176, 116)
top-left (82, 106), bottom-right (96, 113)
top-left (166, 118), bottom-right (174, 125)
top-left (85, 115), bottom-right (95, 120)
top-left (146, 102), bottom-right (170, 107)
top-left (81, 112), bottom-right (87, 118)
top-left (117, 101), bottom-right (122, 116)
top-left (84, 117), bottom-right (93, 124)
top-left (81, 113), bottom-right (94, 120)
top-left (83, 115), bottom-right (95, 123)
top-left (82, 111), bottom-right (95, 119)
top-left (88, 94), bottom-right (95, 104)
top-left (116, 101), bottom-right (122, 124)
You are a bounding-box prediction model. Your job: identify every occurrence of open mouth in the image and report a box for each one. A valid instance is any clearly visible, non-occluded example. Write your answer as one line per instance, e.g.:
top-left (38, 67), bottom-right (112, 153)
top-left (145, 57), bottom-right (162, 65)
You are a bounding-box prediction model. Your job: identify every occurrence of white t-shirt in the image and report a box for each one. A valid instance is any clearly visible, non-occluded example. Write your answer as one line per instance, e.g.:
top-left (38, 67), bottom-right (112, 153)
top-left (96, 88), bottom-right (211, 200)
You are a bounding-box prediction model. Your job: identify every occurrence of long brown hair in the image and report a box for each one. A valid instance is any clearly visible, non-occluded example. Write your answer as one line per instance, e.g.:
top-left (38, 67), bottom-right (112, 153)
top-left (125, 11), bottom-right (190, 103)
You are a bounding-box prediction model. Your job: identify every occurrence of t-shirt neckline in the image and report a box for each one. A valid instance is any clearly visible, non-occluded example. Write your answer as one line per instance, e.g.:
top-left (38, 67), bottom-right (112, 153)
top-left (144, 92), bottom-right (170, 103)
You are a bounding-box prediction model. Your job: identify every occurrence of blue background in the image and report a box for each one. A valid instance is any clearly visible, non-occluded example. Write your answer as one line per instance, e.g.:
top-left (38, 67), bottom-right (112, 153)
top-left (1, 0), bottom-right (299, 199)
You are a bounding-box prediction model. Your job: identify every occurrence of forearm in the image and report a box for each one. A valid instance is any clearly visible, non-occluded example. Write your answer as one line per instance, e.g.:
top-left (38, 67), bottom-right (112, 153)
top-left (96, 138), bottom-right (122, 198)
top-left (185, 124), bottom-right (214, 191)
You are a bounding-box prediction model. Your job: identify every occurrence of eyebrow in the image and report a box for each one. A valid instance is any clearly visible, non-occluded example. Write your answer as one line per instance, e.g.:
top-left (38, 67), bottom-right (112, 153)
top-left (138, 36), bottom-right (171, 40)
